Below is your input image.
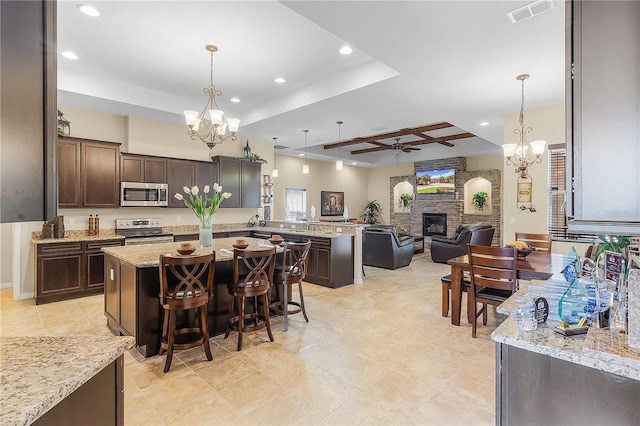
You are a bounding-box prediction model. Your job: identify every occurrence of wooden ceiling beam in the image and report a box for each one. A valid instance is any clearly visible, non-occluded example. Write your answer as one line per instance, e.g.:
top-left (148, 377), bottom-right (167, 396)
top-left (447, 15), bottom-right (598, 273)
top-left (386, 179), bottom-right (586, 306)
top-left (323, 122), bottom-right (454, 150)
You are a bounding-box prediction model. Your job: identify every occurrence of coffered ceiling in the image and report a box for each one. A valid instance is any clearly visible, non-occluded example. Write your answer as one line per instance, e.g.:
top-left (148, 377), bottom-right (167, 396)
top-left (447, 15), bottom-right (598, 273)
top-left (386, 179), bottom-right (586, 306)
top-left (57, 0), bottom-right (565, 167)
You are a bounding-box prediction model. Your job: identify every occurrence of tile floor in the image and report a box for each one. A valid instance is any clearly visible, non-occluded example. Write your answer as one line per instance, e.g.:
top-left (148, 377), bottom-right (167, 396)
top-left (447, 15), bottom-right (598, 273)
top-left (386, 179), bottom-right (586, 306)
top-left (1, 252), bottom-right (505, 425)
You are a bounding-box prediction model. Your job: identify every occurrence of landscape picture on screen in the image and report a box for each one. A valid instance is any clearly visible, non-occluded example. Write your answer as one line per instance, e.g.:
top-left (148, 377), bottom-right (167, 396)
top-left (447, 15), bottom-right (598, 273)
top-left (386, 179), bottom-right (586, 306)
top-left (416, 169), bottom-right (455, 194)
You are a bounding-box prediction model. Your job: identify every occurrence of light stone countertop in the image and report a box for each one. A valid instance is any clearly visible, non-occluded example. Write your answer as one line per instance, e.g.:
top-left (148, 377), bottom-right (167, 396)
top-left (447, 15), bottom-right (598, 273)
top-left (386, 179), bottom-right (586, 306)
top-left (0, 335), bottom-right (135, 426)
top-left (102, 236), bottom-right (286, 268)
top-left (492, 285), bottom-right (640, 381)
top-left (32, 229), bottom-right (124, 244)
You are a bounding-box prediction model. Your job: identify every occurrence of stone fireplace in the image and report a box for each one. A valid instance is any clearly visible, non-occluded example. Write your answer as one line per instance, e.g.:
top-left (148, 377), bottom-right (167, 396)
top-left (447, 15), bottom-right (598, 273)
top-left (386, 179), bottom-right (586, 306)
top-left (423, 213), bottom-right (447, 236)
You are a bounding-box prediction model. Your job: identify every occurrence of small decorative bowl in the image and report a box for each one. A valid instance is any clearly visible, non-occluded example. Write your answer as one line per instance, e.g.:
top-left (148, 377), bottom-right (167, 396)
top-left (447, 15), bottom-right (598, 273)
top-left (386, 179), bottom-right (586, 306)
top-left (176, 246), bottom-right (196, 255)
top-left (268, 238), bottom-right (284, 245)
top-left (232, 243), bottom-right (249, 249)
top-left (506, 245), bottom-right (535, 259)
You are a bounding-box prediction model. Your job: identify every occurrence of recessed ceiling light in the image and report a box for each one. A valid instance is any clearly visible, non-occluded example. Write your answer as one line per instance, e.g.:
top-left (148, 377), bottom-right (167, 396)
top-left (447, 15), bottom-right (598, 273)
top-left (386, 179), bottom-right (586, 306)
top-left (230, 97), bottom-right (240, 103)
top-left (480, 121), bottom-right (489, 126)
top-left (78, 4), bottom-right (100, 17)
top-left (299, 153), bottom-right (304, 157)
top-left (351, 162), bottom-right (357, 165)
top-left (274, 77), bottom-right (286, 84)
top-left (339, 46), bottom-right (353, 55)
top-left (61, 51), bottom-right (78, 60)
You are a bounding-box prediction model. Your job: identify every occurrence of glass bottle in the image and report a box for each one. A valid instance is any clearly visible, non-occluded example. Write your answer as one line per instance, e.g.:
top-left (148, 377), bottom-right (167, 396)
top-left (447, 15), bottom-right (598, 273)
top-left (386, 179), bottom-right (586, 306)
top-left (95, 214), bottom-right (100, 235)
top-left (88, 214), bottom-right (94, 236)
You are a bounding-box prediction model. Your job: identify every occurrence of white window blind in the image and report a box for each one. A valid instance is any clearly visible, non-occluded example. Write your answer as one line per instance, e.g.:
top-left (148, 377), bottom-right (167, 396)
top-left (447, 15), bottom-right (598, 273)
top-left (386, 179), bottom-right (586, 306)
top-left (285, 188), bottom-right (306, 221)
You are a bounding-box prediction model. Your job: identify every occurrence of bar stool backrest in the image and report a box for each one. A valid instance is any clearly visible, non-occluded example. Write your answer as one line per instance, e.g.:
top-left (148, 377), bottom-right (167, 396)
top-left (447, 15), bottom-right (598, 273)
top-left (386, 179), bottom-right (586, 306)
top-left (233, 247), bottom-right (276, 296)
top-left (159, 253), bottom-right (215, 310)
top-left (282, 241), bottom-right (311, 280)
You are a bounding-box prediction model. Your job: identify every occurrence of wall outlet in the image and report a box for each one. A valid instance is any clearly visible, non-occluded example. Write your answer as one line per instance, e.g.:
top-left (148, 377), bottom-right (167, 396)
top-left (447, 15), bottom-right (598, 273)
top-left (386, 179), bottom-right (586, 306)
top-left (279, 224), bottom-right (284, 228)
top-left (336, 227), bottom-right (342, 233)
top-left (177, 215), bottom-right (181, 222)
top-left (68, 217), bottom-right (75, 225)
top-left (510, 217), bottom-right (516, 225)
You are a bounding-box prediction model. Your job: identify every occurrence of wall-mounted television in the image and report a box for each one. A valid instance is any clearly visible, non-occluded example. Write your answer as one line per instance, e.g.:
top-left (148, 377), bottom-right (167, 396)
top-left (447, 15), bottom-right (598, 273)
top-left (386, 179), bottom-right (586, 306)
top-left (416, 168), bottom-right (455, 194)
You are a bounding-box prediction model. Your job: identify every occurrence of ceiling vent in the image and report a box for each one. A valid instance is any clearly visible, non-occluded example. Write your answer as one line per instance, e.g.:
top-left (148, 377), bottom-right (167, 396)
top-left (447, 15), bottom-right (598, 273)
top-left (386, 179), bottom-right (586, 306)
top-left (508, 0), bottom-right (554, 24)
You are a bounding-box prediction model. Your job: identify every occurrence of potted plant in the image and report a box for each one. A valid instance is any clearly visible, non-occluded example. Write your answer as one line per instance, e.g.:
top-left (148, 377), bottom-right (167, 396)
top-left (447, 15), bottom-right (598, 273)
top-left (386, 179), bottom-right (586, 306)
top-left (398, 193), bottom-right (412, 212)
top-left (360, 200), bottom-right (383, 225)
top-left (244, 153), bottom-right (267, 163)
top-left (472, 191), bottom-right (489, 212)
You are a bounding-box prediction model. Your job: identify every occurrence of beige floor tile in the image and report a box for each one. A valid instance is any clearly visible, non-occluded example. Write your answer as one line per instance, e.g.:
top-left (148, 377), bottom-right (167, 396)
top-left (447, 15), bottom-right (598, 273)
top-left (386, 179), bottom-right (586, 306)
top-left (0, 252), bottom-right (498, 425)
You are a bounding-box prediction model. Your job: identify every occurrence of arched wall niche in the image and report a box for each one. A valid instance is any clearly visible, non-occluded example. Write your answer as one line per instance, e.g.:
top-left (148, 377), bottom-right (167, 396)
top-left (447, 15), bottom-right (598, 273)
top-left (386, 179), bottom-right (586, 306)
top-left (464, 177), bottom-right (492, 215)
top-left (393, 181), bottom-right (414, 213)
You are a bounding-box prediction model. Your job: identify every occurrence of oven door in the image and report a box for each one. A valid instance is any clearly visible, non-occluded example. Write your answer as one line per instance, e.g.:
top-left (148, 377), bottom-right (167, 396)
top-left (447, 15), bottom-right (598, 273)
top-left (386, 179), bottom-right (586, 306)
top-left (121, 182), bottom-right (168, 207)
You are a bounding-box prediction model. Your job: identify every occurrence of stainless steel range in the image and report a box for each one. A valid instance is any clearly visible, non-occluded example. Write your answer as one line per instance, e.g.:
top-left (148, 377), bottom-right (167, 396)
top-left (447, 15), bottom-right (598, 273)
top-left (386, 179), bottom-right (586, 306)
top-left (115, 218), bottom-right (174, 246)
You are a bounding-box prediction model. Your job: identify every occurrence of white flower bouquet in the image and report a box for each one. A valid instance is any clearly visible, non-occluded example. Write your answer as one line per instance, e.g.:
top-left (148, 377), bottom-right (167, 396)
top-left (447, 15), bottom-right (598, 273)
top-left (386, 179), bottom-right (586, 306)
top-left (174, 183), bottom-right (231, 227)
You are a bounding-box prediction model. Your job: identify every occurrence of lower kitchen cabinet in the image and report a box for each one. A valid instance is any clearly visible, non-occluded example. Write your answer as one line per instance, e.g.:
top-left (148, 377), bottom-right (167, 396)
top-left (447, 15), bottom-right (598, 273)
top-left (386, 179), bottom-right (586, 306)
top-left (35, 239), bottom-right (124, 304)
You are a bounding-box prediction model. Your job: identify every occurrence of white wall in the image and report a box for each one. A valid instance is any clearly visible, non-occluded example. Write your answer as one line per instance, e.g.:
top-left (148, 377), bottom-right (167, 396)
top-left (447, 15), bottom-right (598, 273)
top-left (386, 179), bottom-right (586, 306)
top-left (366, 164), bottom-right (414, 225)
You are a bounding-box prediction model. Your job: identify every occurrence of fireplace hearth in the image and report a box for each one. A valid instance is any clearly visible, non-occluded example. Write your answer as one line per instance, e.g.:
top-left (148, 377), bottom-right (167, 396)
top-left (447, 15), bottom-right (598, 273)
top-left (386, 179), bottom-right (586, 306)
top-left (423, 213), bottom-right (447, 236)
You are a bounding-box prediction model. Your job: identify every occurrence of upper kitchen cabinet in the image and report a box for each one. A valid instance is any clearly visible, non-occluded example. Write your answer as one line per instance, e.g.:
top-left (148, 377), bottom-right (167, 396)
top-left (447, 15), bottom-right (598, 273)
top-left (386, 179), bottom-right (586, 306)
top-left (212, 156), bottom-right (260, 208)
top-left (58, 137), bottom-right (121, 209)
top-left (121, 153), bottom-right (166, 183)
top-left (566, 0), bottom-right (640, 234)
top-left (166, 158), bottom-right (218, 208)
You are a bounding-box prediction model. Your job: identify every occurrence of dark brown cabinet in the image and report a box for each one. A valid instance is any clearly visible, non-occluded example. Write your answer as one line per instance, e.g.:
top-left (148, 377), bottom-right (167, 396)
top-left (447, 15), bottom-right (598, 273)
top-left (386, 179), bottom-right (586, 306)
top-left (36, 239), bottom-right (124, 304)
top-left (167, 159), bottom-right (218, 208)
top-left (58, 137), bottom-right (121, 209)
top-left (212, 156), bottom-right (261, 208)
top-left (121, 153), bottom-right (166, 183)
top-left (104, 256), bottom-right (137, 339)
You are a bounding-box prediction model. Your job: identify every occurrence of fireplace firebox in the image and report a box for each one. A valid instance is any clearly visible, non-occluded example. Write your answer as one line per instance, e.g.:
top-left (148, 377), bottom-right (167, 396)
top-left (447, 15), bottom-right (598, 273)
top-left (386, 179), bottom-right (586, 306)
top-left (423, 213), bottom-right (447, 236)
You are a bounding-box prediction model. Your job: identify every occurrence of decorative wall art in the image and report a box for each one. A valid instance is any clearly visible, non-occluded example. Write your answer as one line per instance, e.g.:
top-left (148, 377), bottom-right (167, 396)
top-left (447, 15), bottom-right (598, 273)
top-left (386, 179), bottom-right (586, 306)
top-left (321, 191), bottom-right (345, 216)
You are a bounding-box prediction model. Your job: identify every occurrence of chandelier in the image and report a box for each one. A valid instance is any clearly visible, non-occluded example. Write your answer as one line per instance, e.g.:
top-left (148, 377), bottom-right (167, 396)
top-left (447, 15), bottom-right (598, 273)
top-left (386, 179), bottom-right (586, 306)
top-left (184, 45), bottom-right (240, 149)
top-left (502, 74), bottom-right (546, 176)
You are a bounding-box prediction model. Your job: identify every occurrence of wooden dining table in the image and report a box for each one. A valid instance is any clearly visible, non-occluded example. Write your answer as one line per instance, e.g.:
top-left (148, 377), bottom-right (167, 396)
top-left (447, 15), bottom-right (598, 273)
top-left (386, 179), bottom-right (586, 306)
top-left (447, 251), bottom-right (570, 326)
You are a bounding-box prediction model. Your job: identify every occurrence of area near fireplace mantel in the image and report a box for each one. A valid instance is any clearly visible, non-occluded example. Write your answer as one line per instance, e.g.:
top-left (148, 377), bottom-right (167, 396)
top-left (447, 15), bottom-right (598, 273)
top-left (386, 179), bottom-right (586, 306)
top-left (389, 157), bottom-right (501, 245)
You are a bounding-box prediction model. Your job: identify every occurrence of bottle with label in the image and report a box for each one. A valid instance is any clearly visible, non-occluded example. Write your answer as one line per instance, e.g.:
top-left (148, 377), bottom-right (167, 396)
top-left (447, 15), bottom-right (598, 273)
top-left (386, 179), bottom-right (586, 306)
top-left (88, 214), bottom-right (94, 236)
top-left (95, 214), bottom-right (100, 235)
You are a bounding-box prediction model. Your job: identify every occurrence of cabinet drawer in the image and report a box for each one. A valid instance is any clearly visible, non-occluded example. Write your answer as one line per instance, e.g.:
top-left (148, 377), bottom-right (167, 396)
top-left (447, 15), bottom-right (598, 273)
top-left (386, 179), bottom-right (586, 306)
top-left (37, 242), bottom-right (83, 256)
top-left (309, 237), bottom-right (331, 248)
top-left (85, 239), bottom-right (124, 252)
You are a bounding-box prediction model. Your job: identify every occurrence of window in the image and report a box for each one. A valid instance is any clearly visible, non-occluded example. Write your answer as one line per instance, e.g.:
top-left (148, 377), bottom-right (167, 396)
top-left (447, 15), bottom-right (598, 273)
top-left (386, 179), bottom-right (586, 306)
top-left (548, 146), bottom-right (595, 242)
top-left (284, 188), bottom-right (306, 221)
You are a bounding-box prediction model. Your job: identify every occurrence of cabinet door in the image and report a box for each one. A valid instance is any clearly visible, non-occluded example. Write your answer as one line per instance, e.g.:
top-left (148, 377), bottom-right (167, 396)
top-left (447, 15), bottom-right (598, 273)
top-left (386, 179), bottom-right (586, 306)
top-left (86, 240), bottom-right (124, 290)
top-left (36, 242), bottom-right (84, 304)
top-left (241, 161), bottom-right (261, 208)
top-left (218, 157), bottom-right (242, 208)
top-left (167, 159), bottom-right (194, 208)
top-left (119, 262), bottom-right (137, 337)
top-left (104, 255), bottom-right (119, 329)
top-left (194, 161), bottom-right (218, 190)
top-left (82, 141), bottom-right (120, 208)
top-left (58, 139), bottom-right (81, 208)
top-left (144, 157), bottom-right (167, 183)
top-left (120, 154), bottom-right (144, 182)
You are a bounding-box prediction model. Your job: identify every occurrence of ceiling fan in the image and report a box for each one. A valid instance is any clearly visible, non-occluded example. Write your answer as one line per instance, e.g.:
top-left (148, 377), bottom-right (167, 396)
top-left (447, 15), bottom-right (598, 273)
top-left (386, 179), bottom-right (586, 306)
top-left (389, 138), bottom-right (422, 153)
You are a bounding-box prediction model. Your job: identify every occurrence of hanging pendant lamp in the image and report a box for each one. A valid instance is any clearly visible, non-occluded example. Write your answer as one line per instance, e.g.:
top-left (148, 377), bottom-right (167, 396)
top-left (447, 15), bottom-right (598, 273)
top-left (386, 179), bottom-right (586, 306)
top-left (336, 121), bottom-right (344, 171)
top-left (302, 130), bottom-right (309, 174)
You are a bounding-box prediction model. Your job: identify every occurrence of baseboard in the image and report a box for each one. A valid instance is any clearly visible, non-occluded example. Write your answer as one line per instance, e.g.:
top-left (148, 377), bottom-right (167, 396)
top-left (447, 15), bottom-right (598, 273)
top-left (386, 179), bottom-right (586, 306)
top-left (0, 282), bottom-right (12, 289)
top-left (17, 291), bottom-right (34, 300)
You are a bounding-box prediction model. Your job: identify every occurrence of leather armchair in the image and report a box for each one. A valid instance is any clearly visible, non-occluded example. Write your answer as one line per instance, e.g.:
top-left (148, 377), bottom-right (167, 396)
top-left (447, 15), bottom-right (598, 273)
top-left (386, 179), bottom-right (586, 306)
top-left (430, 223), bottom-right (494, 264)
top-left (363, 226), bottom-right (414, 270)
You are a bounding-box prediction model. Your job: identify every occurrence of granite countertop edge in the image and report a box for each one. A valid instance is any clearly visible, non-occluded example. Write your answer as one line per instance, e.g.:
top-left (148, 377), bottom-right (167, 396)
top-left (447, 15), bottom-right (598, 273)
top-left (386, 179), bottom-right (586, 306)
top-left (492, 318), bottom-right (639, 381)
top-left (0, 335), bottom-right (135, 426)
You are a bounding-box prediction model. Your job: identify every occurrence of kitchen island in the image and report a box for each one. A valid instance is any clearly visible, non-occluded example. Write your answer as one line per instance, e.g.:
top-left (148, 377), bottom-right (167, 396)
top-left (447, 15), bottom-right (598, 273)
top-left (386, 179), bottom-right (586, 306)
top-left (0, 335), bottom-right (134, 426)
top-left (492, 284), bottom-right (640, 425)
top-left (102, 235), bottom-right (353, 357)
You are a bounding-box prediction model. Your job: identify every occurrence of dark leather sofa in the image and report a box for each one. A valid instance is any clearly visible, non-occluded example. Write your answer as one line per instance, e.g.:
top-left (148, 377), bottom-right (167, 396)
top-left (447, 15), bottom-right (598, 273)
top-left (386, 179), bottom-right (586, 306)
top-left (430, 223), bottom-right (495, 264)
top-left (363, 226), bottom-right (414, 270)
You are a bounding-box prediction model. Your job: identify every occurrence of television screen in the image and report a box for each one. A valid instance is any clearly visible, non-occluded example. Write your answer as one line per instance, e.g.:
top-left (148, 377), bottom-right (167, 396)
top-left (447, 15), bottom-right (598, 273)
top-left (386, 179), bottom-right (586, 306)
top-left (416, 169), bottom-right (455, 194)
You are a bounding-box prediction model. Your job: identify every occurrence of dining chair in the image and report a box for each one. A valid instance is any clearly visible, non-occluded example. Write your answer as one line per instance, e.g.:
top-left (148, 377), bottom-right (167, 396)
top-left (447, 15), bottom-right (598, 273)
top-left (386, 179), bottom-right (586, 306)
top-left (515, 232), bottom-right (552, 252)
top-left (441, 273), bottom-right (472, 321)
top-left (225, 247), bottom-right (276, 351)
top-left (270, 241), bottom-right (311, 331)
top-left (158, 252), bottom-right (215, 372)
top-left (467, 245), bottom-right (518, 338)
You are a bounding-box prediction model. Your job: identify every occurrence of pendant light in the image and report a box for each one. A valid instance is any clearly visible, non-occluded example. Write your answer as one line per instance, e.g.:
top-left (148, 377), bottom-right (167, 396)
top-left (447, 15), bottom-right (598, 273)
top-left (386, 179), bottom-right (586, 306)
top-left (272, 137), bottom-right (279, 178)
top-left (336, 121), bottom-right (344, 171)
top-left (302, 130), bottom-right (309, 174)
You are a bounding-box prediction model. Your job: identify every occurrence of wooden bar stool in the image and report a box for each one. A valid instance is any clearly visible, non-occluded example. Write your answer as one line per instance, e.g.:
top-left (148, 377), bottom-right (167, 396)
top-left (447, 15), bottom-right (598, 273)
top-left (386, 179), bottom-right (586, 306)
top-left (158, 252), bottom-right (215, 373)
top-left (225, 247), bottom-right (276, 351)
top-left (270, 241), bottom-right (311, 331)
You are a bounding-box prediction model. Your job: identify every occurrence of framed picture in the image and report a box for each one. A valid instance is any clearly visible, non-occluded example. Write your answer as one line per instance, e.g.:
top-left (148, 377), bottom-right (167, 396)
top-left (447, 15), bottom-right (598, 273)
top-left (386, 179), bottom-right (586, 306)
top-left (321, 191), bottom-right (344, 216)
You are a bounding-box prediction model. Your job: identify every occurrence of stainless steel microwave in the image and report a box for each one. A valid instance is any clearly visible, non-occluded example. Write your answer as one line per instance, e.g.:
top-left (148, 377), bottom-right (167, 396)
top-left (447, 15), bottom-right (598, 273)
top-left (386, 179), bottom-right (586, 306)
top-left (120, 182), bottom-right (168, 207)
